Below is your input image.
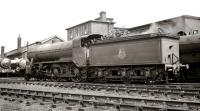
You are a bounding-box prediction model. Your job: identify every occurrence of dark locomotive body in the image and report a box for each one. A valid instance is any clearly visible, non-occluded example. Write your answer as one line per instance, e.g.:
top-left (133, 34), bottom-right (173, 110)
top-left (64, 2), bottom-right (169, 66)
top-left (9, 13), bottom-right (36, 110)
top-left (24, 34), bottom-right (182, 83)
top-left (28, 41), bottom-right (72, 62)
top-left (73, 34), bottom-right (180, 82)
top-left (26, 41), bottom-right (73, 81)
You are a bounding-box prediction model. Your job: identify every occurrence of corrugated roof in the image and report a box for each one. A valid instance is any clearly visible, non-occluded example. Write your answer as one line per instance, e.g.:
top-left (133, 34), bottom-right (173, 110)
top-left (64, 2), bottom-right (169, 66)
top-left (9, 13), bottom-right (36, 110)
top-left (5, 35), bottom-right (65, 56)
top-left (37, 35), bottom-right (64, 43)
top-left (128, 15), bottom-right (200, 30)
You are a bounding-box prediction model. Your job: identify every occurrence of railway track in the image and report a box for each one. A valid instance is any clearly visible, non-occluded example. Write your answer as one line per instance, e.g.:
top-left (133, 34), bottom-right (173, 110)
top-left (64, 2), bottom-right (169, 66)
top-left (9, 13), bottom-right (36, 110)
top-left (0, 78), bottom-right (199, 110)
top-left (0, 84), bottom-right (199, 111)
top-left (1, 79), bottom-right (200, 101)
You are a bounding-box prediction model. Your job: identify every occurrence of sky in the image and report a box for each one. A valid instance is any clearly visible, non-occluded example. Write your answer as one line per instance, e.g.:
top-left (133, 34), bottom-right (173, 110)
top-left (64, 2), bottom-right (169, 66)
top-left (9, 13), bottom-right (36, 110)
top-left (0, 0), bottom-right (200, 52)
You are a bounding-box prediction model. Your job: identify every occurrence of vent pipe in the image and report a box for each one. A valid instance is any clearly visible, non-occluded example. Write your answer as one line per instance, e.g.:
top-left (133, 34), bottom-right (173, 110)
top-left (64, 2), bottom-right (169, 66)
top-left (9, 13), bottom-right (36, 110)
top-left (99, 11), bottom-right (106, 22)
top-left (1, 46), bottom-right (4, 57)
top-left (17, 34), bottom-right (21, 50)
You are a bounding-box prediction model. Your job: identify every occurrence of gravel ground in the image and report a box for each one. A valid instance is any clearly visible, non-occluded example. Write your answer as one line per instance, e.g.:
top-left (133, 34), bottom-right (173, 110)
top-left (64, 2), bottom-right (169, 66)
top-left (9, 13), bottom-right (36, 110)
top-left (0, 96), bottom-right (118, 111)
top-left (0, 95), bottom-right (77, 111)
top-left (0, 83), bottom-right (141, 99)
top-left (0, 83), bottom-right (120, 111)
top-left (1, 83), bottom-right (198, 111)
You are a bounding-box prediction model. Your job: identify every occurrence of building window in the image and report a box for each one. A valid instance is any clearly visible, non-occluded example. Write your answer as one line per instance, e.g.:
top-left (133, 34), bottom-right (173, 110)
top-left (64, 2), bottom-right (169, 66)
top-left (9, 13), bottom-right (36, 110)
top-left (177, 31), bottom-right (186, 36)
top-left (75, 28), bottom-right (78, 36)
top-left (193, 30), bottom-right (198, 35)
top-left (70, 35), bottom-right (73, 39)
top-left (52, 39), bottom-right (56, 43)
top-left (84, 25), bottom-right (88, 34)
top-left (68, 30), bottom-right (72, 39)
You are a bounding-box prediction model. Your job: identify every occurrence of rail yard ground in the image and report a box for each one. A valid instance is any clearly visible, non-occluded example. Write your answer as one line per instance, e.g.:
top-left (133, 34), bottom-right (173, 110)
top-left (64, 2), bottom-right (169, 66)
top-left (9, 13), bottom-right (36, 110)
top-left (0, 78), bottom-right (199, 111)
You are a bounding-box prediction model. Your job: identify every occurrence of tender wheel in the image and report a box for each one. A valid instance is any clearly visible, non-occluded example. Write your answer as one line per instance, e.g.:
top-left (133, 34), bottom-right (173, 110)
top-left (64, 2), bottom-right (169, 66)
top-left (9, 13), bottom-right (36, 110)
top-left (71, 75), bottom-right (82, 82)
top-left (35, 72), bottom-right (45, 81)
top-left (145, 78), bottom-right (152, 84)
top-left (122, 77), bottom-right (131, 84)
top-left (71, 65), bottom-right (82, 82)
top-left (49, 72), bottom-right (58, 82)
top-left (24, 74), bottom-right (31, 81)
top-left (98, 77), bottom-right (107, 83)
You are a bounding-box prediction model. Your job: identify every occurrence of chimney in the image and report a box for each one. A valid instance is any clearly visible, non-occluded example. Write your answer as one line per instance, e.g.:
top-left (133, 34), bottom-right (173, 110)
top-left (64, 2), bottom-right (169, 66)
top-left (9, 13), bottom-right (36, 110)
top-left (17, 34), bottom-right (21, 50)
top-left (99, 11), bottom-right (106, 22)
top-left (1, 46), bottom-right (4, 57)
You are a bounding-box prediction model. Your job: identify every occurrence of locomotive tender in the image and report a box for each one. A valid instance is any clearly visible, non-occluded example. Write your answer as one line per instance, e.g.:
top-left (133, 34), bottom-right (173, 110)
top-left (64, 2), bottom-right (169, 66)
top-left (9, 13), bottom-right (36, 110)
top-left (24, 34), bottom-right (184, 83)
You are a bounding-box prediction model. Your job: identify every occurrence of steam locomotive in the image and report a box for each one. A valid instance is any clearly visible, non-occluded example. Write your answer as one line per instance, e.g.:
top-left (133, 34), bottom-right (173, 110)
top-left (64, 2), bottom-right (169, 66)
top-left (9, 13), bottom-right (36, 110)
top-left (22, 34), bottom-right (187, 83)
top-left (180, 35), bottom-right (200, 82)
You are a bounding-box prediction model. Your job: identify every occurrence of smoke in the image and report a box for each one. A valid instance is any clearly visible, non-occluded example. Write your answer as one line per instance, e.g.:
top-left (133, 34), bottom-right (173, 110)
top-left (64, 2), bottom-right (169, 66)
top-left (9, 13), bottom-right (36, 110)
top-left (142, 19), bottom-right (178, 35)
top-left (129, 19), bottom-right (178, 35)
top-left (142, 23), bottom-right (164, 34)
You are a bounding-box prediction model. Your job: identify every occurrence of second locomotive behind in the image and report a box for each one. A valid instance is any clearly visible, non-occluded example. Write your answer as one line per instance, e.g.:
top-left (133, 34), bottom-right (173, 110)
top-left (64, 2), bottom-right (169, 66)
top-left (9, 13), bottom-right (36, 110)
top-left (179, 34), bottom-right (200, 82)
top-left (0, 57), bottom-right (28, 77)
top-left (24, 34), bottom-right (186, 83)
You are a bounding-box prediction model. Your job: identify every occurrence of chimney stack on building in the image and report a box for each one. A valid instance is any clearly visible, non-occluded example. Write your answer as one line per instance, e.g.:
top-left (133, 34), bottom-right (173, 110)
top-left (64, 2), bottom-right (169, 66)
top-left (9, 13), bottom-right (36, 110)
top-left (17, 34), bottom-right (21, 50)
top-left (99, 11), bottom-right (106, 22)
top-left (1, 46), bottom-right (5, 57)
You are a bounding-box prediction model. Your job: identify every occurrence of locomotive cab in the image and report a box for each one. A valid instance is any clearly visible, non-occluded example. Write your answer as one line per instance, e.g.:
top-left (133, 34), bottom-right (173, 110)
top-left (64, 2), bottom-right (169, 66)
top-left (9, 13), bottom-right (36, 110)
top-left (72, 34), bottom-right (103, 67)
